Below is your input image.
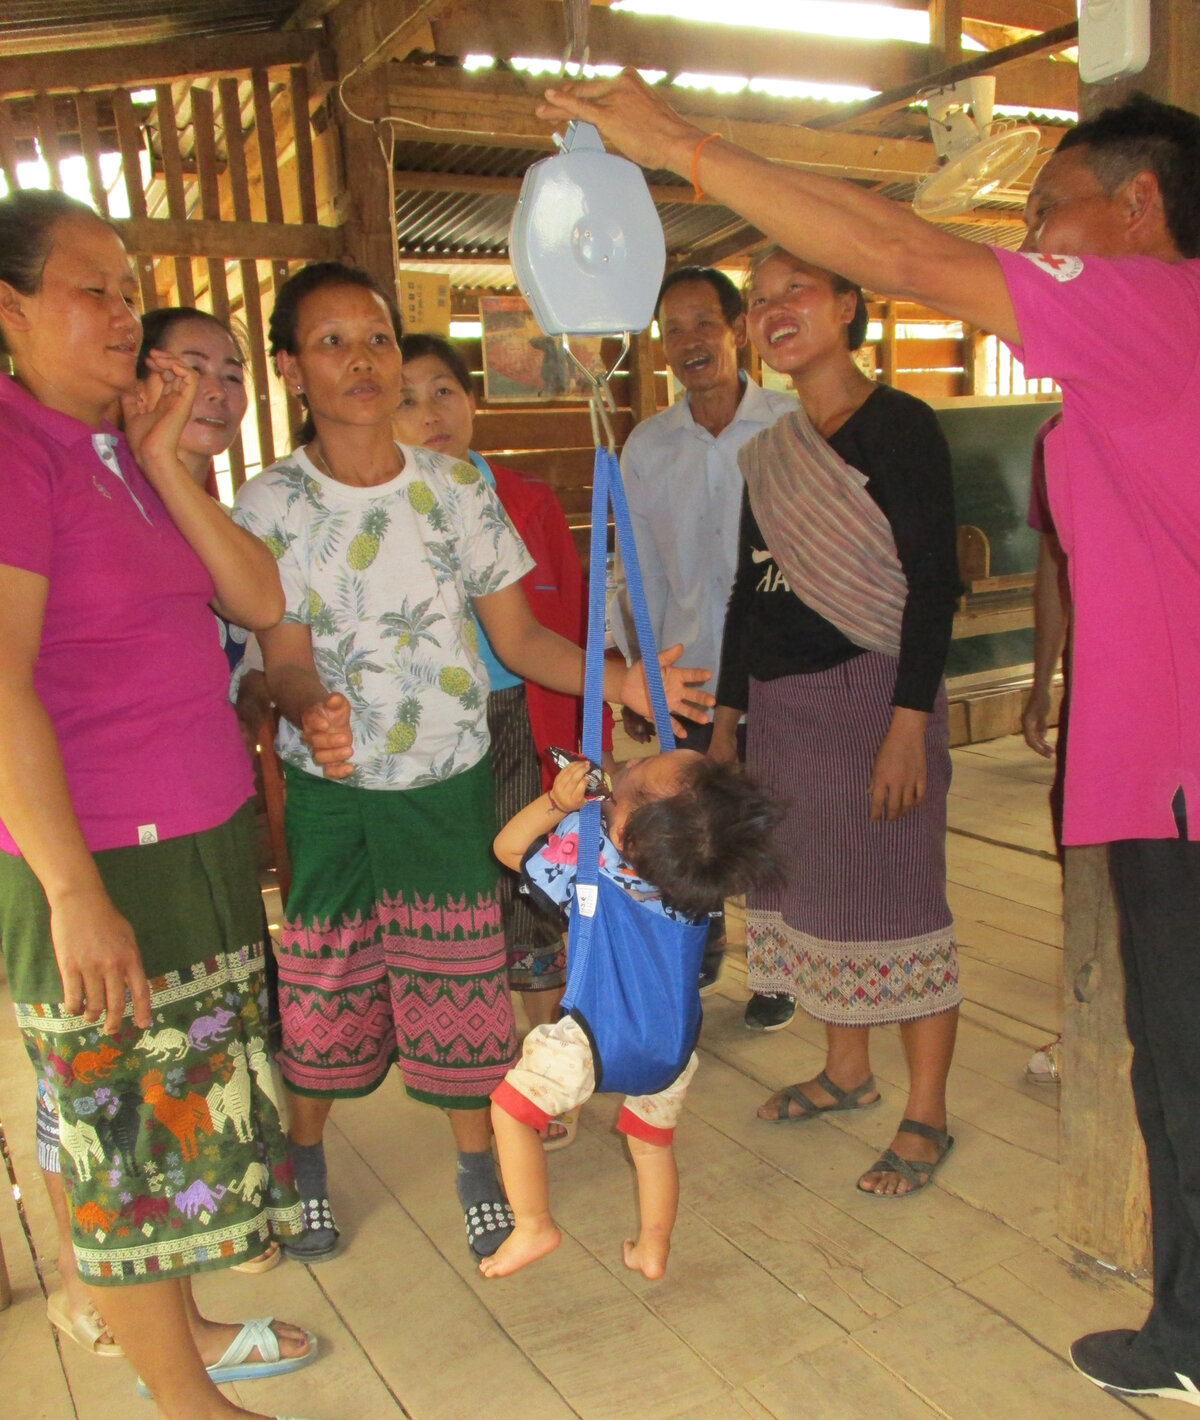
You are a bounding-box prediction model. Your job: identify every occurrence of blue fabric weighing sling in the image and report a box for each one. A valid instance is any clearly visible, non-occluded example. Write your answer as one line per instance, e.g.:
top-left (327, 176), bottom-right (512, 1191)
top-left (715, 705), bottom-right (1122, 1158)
top-left (559, 446), bottom-right (708, 1098)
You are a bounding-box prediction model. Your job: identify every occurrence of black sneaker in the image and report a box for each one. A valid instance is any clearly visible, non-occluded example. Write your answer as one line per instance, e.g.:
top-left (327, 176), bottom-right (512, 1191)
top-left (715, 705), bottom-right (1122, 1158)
top-left (699, 946), bottom-right (725, 997)
top-left (1071, 1329), bottom-right (1200, 1407)
top-left (744, 992), bottom-right (796, 1031)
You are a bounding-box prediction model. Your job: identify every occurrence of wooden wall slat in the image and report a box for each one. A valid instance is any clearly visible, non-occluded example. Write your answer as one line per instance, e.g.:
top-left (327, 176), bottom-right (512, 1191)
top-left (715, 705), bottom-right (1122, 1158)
top-left (896, 337), bottom-right (963, 369)
top-left (155, 83), bottom-right (195, 306)
top-left (33, 92), bottom-right (64, 190)
top-left (250, 70), bottom-right (289, 287)
top-left (250, 69), bottom-right (297, 439)
top-left (472, 407), bottom-right (635, 450)
top-left (220, 77), bottom-right (274, 472)
top-left (111, 87), bottom-right (158, 311)
top-left (218, 78), bottom-right (251, 222)
top-left (190, 83), bottom-right (244, 486)
top-left (0, 102), bottom-right (21, 190)
top-left (896, 369), bottom-right (965, 399)
top-left (74, 91), bottom-right (109, 214)
top-left (289, 65), bottom-right (318, 226)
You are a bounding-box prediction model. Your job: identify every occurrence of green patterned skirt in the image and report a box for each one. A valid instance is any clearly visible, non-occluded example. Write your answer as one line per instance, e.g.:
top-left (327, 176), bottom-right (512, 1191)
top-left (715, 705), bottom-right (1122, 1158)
top-left (0, 803), bottom-right (302, 1285)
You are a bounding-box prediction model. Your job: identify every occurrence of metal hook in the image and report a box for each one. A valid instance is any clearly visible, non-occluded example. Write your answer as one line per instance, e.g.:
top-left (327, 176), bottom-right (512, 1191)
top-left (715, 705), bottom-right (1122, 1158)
top-left (561, 333), bottom-right (629, 453)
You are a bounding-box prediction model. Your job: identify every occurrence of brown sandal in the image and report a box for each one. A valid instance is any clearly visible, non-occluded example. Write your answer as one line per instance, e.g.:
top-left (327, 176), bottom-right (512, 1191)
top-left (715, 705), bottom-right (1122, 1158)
top-left (761, 1071), bottom-right (880, 1122)
top-left (857, 1119), bottom-right (954, 1197)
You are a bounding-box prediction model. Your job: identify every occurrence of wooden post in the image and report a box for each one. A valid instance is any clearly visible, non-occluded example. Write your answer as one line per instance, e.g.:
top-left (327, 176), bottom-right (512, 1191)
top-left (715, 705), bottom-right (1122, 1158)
top-left (1059, 0), bottom-right (1199, 1277)
top-left (1060, 846), bottom-right (1151, 1274)
top-left (878, 301), bottom-right (897, 387)
top-left (627, 328), bottom-right (658, 425)
top-left (928, 0), bottom-right (963, 71)
top-left (336, 67), bottom-right (396, 296)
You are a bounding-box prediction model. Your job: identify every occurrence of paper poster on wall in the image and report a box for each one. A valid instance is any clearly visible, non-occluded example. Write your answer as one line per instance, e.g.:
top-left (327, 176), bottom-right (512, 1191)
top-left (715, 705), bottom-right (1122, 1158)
top-left (480, 295), bottom-right (605, 402)
top-left (397, 270), bottom-right (451, 336)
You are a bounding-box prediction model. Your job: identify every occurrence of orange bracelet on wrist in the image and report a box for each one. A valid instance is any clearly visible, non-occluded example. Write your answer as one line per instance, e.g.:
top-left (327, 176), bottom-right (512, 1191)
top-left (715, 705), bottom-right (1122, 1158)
top-left (691, 131), bottom-right (721, 202)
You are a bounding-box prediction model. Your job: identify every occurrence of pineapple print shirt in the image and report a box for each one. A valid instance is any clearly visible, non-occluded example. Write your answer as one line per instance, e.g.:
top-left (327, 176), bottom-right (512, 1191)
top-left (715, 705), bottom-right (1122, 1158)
top-left (233, 442), bottom-right (533, 789)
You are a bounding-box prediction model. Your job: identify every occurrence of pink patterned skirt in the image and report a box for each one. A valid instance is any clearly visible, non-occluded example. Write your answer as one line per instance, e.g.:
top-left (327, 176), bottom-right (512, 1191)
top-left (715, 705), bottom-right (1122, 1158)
top-left (278, 757), bottom-right (517, 1107)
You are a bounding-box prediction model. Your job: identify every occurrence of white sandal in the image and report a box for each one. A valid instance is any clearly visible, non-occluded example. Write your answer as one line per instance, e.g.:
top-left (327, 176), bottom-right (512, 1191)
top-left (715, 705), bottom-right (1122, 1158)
top-left (46, 1289), bottom-right (122, 1357)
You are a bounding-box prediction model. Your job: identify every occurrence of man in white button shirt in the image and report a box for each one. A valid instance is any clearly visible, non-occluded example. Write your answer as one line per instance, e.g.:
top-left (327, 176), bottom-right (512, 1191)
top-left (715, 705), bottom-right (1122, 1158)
top-left (613, 266), bottom-right (795, 998)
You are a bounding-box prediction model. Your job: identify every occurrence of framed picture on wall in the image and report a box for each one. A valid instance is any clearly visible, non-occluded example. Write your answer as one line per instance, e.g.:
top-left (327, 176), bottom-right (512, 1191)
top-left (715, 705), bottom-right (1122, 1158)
top-left (480, 295), bottom-right (606, 402)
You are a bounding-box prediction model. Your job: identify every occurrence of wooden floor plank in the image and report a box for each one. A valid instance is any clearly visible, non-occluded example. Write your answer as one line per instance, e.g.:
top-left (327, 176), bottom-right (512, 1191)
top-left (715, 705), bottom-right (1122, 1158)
top-left (854, 1287), bottom-right (1135, 1419)
top-left (956, 920), bottom-right (1062, 989)
top-left (335, 1082), bottom-right (726, 1420)
top-left (745, 1334), bottom-right (946, 1419)
top-left (554, 1117), bottom-right (846, 1381)
top-left (946, 795), bottom-right (1057, 856)
top-left (948, 882), bottom-right (1063, 949)
top-left (957, 956), bottom-right (1061, 1036)
top-left (3, 735), bottom-right (1178, 1420)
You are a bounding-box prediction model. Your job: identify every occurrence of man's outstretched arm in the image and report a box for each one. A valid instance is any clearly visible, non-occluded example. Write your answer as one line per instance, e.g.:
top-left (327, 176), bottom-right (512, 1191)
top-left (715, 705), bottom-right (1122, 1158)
top-left (539, 71), bottom-right (1021, 345)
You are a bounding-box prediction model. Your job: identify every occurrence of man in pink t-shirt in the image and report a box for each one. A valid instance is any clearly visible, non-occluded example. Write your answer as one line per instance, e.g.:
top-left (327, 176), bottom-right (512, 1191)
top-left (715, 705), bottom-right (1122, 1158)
top-left (540, 79), bottom-right (1200, 1407)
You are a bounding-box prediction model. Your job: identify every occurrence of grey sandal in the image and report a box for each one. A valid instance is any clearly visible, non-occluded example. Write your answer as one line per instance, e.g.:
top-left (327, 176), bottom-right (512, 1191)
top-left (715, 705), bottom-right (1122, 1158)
top-left (763, 1071), bottom-right (880, 1122)
top-left (857, 1118), bottom-right (954, 1197)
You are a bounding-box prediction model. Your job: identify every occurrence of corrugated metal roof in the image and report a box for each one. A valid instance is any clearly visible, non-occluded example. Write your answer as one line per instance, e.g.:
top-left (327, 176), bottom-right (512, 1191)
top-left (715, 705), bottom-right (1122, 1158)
top-left (0, 1), bottom-right (301, 53)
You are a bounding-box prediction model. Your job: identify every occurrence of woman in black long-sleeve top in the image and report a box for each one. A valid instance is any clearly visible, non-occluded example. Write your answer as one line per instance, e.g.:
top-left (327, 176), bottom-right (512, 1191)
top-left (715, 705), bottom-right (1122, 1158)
top-left (709, 247), bottom-right (963, 1198)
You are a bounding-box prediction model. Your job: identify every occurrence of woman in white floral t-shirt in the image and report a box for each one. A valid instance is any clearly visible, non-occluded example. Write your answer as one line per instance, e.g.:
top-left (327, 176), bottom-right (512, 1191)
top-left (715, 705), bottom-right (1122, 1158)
top-left (234, 262), bottom-right (712, 1261)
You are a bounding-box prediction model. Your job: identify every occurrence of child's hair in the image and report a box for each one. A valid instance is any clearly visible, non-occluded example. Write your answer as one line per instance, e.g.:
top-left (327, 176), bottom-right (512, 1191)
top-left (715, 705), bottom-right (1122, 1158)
top-left (620, 758), bottom-right (783, 921)
top-left (136, 306), bottom-right (246, 379)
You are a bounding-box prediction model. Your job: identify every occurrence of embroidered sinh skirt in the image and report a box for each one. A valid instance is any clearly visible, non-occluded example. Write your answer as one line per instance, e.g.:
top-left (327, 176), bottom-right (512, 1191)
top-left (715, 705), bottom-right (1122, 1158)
top-left (0, 803), bottom-right (302, 1285)
top-left (486, 684), bottom-right (566, 992)
top-left (279, 756), bottom-right (517, 1108)
top-left (745, 653), bottom-right (961, 1027)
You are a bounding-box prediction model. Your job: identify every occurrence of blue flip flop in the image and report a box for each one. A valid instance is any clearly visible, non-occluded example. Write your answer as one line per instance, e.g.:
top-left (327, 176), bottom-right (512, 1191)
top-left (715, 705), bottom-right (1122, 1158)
top-left (136, 1318), bottom-right (318, 1394)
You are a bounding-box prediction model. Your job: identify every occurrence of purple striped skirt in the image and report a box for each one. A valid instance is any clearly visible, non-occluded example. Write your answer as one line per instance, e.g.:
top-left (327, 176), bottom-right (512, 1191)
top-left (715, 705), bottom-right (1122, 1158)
top-left (745, 652), bottom-right (960, 1027)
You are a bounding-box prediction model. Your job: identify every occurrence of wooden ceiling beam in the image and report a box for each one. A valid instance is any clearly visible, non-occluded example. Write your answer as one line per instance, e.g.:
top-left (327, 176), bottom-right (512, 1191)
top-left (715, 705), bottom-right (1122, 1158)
top-left (431, 0), bottom-right (933, 92)
top-left (808, 18), bottom-right (1077, 129)
top-left (328, 0), bottom-right (458, 82)
top-left (112, 217), bottom-right (343, 263)
top-left (392, 166), bottom-right (703, 205)
top-left (960, 0), bottom-right (1076, 28)
top-left (426, 0), bottom-right (1075, 113)
top-left (381, 67), bottom-right (939, 180)
top-left (389, 166), bottom-right (1029, 225)
top-left (0, 32), bottom-right (331, 100)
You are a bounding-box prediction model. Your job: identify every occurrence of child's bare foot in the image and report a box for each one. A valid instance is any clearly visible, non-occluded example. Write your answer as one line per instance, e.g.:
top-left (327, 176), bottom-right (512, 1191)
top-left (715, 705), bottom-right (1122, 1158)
top-left (478, 1218), bottom-right (561, 1278)
top-left (622, 1233), bottom-right (670, 1280)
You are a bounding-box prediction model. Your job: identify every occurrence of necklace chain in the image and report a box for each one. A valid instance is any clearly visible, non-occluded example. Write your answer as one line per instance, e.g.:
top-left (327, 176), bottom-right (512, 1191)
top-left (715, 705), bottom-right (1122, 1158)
top-left (307, 440), bottom-right (403, 484)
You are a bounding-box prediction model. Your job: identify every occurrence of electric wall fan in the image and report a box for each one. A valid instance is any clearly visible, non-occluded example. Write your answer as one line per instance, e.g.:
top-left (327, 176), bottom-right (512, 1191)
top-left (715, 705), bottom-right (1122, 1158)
top-left (913, 77), bottom-right (1040, 220)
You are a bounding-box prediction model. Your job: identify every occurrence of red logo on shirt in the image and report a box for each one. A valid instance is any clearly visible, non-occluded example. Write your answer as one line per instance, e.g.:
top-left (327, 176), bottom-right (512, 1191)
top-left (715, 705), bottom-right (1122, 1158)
top-left (1023, 252), bottom-right (1085, 283)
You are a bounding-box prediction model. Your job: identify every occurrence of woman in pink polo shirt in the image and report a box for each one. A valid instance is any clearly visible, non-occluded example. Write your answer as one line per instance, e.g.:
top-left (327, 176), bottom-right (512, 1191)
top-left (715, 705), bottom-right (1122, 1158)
top-left (0, 190), bottom-right (318, 1419)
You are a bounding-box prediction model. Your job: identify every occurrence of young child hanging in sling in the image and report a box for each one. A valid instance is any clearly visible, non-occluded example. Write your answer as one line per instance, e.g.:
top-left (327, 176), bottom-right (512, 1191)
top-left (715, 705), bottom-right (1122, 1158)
top-left (483, 749), bottom-right (781, 1279)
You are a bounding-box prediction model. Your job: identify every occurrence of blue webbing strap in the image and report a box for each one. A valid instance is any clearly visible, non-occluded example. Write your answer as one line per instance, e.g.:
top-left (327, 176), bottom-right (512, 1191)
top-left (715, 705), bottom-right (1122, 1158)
top-left (565, 445), bottom-right (678, 1005)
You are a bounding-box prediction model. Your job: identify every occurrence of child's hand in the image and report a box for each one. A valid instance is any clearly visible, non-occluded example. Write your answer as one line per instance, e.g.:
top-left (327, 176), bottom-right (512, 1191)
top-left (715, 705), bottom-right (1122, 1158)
top-left (550, 761), bottom-right (590, 814)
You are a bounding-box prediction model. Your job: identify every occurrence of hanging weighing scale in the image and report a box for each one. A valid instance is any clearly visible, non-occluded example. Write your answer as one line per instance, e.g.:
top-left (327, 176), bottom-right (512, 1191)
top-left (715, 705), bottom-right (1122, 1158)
top-left (508, 119), bottom-right (707, 1098)
top-left (509, 119), bottom-right (665, 449)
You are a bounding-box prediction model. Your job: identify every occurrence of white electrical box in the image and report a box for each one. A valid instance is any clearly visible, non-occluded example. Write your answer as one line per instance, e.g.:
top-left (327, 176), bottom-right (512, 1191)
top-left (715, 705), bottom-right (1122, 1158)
top-left (1078, 0), bottom-right (1151, 85)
